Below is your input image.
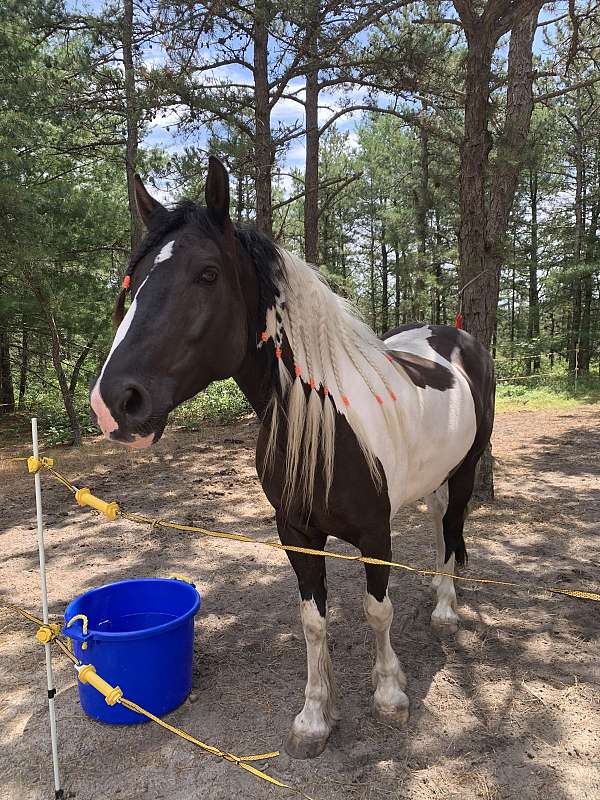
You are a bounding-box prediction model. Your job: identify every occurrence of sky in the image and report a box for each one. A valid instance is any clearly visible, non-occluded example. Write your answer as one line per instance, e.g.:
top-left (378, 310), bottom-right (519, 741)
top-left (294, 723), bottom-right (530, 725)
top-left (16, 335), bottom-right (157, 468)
top-left (70, 1), bottom-right (565, 201)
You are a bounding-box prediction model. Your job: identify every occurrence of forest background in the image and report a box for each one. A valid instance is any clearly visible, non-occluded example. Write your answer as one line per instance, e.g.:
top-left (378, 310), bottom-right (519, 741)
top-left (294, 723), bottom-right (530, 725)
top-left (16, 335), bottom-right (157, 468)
top-left (1, 0), bottom-right (599, 454)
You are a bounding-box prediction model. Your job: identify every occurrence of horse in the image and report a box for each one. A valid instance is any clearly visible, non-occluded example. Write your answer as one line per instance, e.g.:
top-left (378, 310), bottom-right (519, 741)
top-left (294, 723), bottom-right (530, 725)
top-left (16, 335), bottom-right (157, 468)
top-left (90, 156), bottom-right (495, 759)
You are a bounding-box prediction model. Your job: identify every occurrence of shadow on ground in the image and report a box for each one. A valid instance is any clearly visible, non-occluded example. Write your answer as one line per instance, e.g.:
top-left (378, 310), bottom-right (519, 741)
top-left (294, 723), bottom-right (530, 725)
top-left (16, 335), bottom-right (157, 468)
top-left (0, 408), bottom-right (598, 800)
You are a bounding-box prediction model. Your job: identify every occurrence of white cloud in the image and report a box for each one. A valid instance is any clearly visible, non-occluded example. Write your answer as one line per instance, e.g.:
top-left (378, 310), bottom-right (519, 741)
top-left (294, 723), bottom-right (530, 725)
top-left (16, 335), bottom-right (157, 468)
top-left (149, 105), bottom-right (186, 129)
top-left (286, 143), bottom-right (306, 167)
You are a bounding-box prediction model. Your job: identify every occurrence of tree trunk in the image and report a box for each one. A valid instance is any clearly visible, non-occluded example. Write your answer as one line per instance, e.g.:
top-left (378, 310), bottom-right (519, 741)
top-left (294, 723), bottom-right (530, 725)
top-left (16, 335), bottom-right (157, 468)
top-left (528, 167), bottom-right (540, 373)
top-left (510, 255), bottom-right (516, 358)
top-left (18, 325), bottom-right (28, 409)
top-left (394, 240), bottom-right (401, 327)
top-left (254, 0), bottom-right (273, 236)
top-left (303, 0), bottom-right (320, 264)
top-left (549, 313), bottom-right (555, 369)
top-left (369, 208), bottom-right (376, 331)
top-left (0, 327), bottom-right (14, 414)
top-left (381, 212), bottom-right (389, 333)
top-left (33, 284), bottom-right (81, 446)
top-left (69, 335), bottom-right (99, 396)
top-left (123, 0), bottom-right (143, 251)
top-left (433, 210), bottom-right (442, 324)
top-left (569, 107), bottom-right (584, 374)
top-left (414, 110), bottom-right (429, 320)
top-left (456, 21), bottom-right (496, 346)
top-left (456, 6), bottom-right (540, 500)
top-left (579, 141), bottom-right (599, 373)
top-left (401, 248), bottom-right (410, 323)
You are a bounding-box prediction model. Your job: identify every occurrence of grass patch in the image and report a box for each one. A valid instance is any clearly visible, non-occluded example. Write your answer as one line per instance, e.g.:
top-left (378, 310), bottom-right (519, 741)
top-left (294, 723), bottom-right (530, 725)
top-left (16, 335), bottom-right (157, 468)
top-left (496, 375), bottom-right (600, 412)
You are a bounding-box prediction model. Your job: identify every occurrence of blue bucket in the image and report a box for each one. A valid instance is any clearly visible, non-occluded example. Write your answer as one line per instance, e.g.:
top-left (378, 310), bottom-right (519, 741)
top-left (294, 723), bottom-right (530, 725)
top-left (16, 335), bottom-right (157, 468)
top-left (63, 578), bottom-right (201, 724)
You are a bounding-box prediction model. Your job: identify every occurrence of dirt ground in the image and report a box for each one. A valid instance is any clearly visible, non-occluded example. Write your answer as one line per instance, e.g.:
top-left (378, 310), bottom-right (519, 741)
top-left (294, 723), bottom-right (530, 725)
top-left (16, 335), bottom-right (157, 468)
top-left (0, 405), bottom-right (599, 800)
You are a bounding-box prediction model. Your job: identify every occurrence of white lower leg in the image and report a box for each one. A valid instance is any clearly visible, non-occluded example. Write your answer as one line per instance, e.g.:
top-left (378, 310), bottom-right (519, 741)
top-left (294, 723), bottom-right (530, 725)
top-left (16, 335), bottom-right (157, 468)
top-left (431, 553), bottom-right (459, 627)
top-left (426, 486), bottom-right (459, 628)
top-left (363, 593), bottom-right (408, 719)
top-left (291, 599), bottom-right (337, 742)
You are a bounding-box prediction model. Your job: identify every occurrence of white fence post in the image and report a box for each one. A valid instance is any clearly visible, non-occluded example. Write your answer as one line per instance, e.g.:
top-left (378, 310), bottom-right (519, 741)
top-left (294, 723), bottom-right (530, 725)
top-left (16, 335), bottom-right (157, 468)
top-left (31, 417), bottom-right (63, 799)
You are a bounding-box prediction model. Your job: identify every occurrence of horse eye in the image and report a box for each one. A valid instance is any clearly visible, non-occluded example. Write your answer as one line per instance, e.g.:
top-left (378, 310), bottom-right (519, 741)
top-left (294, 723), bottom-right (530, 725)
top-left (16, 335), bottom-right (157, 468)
top-left (194, 268), bottom-right (218, 285)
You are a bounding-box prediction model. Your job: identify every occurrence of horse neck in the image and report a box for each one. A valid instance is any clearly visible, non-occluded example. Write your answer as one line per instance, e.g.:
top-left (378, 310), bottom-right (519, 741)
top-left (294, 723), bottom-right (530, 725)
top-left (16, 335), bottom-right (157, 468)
top-left (232, 252), bottom-right (275, 420)
top-left (234, 336), bottom-right (275, 420)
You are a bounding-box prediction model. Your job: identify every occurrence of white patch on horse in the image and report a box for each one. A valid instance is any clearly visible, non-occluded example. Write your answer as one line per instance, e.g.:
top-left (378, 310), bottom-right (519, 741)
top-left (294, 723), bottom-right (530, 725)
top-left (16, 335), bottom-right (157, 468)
top-left (90, 277), bottom-right (149, 438)
top-left (425, 483), bottom-right (459, 630)
top-left (154, 240), bottom-right (174, 264)
top-left (290, 599), bottom-right (337, 744)
top-left (363, 592), bottom-right (408, 720)
top-left (262, 250), bottom-right (478, 515)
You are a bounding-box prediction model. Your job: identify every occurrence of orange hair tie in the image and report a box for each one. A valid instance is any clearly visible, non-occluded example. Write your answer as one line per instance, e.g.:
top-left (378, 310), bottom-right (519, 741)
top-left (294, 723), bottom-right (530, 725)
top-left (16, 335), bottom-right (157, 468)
top-left (294, 365), bottom-right (302, 378)
top-left (323, 386), bottom-right (330, 396)
top-left (275, 346), bottom-right (282, 359)
top-left (385, 353), bottom-right (394, 362)
top-left (341, 395), bottom-right (350, 407)
top-left (122, 275), bottom-right (131, 290)
top-left (375, 394), bottom-right (384, 405)
top-left (309, 378), bottom-right (316, 390)
top-left (260, 331), bottom-right (269, 343)
top-left (388, 389), bottom-right (397, 401)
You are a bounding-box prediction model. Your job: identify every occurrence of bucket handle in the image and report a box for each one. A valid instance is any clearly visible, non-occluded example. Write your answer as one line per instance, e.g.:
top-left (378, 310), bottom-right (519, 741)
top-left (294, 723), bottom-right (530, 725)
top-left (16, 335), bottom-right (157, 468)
top-left (63, 613), bottom-right (91, 650)
top-left (168, 574), bottom-right (196, 586)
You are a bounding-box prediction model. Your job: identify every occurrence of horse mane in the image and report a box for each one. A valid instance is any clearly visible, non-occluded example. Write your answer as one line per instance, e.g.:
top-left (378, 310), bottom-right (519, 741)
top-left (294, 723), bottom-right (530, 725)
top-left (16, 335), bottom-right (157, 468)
top-left (261, 249), bottom-right (406, 511)
top-left (116, 202), bottom-right (405, 510)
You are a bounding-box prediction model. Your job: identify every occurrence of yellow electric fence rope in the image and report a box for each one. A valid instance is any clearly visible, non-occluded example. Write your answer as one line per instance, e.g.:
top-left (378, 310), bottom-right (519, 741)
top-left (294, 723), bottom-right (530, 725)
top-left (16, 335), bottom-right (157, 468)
top-left (1, 602), bottom-right (315, 800)
top-left (15, 458), bottom-right (598, 604)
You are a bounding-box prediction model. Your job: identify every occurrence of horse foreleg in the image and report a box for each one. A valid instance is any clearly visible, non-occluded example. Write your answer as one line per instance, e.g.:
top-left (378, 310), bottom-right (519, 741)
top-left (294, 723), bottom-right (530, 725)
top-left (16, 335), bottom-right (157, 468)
top-left (362, 537), bottom-right (409, 723)
top-left (277, 515), bottom-right (338, 759)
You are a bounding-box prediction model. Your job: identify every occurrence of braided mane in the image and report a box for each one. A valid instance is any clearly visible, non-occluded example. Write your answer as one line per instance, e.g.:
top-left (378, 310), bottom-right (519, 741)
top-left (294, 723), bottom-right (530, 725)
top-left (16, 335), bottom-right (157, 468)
top-left (261, 249), bottom-right (407, 510)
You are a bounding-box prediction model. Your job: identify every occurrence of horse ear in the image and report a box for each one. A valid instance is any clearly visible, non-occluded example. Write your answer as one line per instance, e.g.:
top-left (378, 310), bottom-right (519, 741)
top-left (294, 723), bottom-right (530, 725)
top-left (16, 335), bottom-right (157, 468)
top-left (205, 156), bottom-right (231, 226)
top-left (134, 174), bottom-right (166, 229)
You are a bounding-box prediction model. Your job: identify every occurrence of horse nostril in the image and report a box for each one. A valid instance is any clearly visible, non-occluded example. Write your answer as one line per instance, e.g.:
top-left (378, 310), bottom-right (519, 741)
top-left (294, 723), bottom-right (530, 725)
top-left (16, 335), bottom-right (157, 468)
top-left (120, 384), bottom-right (151, 422)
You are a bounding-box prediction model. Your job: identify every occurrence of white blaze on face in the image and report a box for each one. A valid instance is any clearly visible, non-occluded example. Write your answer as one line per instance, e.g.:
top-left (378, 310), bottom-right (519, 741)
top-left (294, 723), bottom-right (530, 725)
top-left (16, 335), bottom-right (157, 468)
top-left (154, 240), bottom-right (174, 264)
top-left (90, 289), bottom-right (144, 437)
top-left (90, 237), bottom-right (176, 443)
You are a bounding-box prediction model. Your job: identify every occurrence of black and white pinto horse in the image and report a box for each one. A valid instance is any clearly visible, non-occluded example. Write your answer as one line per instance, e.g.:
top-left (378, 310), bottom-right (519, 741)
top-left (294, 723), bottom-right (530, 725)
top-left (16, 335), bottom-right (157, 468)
top-left (90, 157), bottom-right (495, 759)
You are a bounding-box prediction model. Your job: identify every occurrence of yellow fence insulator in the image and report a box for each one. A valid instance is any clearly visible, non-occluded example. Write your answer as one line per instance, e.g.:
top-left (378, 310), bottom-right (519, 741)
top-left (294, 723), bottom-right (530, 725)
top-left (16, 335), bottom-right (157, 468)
top-left (77, 664), bottom-right (123, 706)
top-left (27, 456), bottom-right (54, 474)
top-left (75, 487), bottom-right (120, 520)
top-left (35, 623), bottom-right (62, 645)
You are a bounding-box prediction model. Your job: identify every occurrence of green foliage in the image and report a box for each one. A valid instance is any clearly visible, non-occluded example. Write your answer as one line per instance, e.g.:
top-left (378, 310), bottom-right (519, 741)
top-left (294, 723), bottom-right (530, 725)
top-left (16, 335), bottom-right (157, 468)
top-left (171, 380), bottom-right (251, 427)
top-left (496, 375), bottom-right (600, 412)
top-left (1, 0), bottom-right (599, 449)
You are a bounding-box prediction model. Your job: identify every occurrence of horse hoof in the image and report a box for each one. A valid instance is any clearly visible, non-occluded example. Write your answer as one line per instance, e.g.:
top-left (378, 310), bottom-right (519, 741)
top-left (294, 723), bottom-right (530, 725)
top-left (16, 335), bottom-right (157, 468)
top-left (431, 613), bottom-right (459, 636)
top-left (285, 730), bottom-right (329, 759)
top-left (431, 601), bottom-right (459, 634)
top-left (372, 666), bottom-right (407, 691)
top-left (374, 703), bottom-right (410, 725)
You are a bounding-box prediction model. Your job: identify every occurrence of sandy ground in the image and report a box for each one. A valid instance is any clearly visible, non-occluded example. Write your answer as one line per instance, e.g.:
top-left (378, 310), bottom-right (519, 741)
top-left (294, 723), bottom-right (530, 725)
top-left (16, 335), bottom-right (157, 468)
top-left (0, 406), bottom-right (599, 800)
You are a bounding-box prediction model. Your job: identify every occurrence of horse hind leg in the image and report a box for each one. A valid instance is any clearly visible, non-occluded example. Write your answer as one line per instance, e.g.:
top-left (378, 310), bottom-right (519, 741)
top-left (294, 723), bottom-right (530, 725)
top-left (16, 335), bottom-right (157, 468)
top-left (425, 482), bottom-right (459, 633)
top-left (362, 538), bottom-right (409, 723)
